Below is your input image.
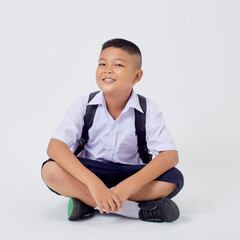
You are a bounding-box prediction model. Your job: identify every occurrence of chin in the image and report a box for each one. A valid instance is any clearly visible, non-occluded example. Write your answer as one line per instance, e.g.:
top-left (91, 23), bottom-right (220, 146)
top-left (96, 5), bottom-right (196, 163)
top-left (97, 83), bottom-right (115, 93)
top-left (101, 88), bottom-right (119, 97)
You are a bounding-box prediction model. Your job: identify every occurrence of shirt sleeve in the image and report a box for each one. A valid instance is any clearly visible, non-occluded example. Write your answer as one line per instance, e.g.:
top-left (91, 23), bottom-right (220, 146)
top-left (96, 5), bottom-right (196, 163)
top-left (145, 99), bottom-right (177, 157)
top-left (51, 95), bottom-right (88, 149)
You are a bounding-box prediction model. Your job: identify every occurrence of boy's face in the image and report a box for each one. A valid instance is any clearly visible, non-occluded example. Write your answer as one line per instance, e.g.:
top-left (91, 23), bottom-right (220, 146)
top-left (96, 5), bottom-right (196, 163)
top-left (96, 47), bottom-right (143, 97)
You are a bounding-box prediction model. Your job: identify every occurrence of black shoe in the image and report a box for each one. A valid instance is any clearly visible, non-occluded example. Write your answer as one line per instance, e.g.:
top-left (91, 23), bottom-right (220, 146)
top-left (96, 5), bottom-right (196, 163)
top-left (138, 198), bottom-right (180, 222)
top-left (68, 198), bottom-right (95, 221)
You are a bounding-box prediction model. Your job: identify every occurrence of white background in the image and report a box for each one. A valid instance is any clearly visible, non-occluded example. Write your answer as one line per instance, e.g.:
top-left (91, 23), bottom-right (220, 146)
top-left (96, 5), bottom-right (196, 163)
top-left (1, 0), bottom-right (240, 239)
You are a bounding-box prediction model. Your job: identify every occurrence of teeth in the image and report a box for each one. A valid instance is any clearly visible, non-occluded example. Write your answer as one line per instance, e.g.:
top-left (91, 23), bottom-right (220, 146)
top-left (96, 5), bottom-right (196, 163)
top-left (103, 78), bottom-right (116, 83)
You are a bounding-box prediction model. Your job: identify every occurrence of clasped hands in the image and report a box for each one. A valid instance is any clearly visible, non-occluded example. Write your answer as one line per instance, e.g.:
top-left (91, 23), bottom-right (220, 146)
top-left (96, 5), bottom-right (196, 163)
top-left (88, 179), bottom-right (133, 214)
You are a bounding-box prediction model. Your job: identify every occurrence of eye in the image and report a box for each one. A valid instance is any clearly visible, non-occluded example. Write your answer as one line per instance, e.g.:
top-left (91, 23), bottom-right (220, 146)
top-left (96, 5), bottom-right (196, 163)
top-left (99, 63), bottom-right (105, 66)
top-left (115, 64), bottom-right (124, 67)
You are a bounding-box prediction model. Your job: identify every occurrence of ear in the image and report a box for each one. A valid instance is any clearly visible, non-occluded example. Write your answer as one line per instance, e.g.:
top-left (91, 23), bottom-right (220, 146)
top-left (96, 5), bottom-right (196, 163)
top-left (133, 69), bottom-right (143, 84)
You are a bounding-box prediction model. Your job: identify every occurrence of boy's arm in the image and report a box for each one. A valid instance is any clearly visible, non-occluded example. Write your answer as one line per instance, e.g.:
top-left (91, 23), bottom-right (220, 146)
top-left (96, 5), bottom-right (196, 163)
top-left (47, 138), bottom-right (122, 213)
top-left (112, 150), bottom-right (178, 204)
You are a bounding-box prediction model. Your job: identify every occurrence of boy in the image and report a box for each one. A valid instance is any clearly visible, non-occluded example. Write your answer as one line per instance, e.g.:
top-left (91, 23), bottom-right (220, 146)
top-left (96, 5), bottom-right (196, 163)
top-left (41, 38), bottom-right (184, 222)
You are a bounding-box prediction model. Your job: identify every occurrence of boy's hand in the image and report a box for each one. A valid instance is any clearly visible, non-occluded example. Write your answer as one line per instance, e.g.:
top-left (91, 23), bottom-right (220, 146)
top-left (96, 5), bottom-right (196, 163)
top-left (111, 181), bottom-right (134, 206)
top-left (88, 180), bottom-right (122, 214)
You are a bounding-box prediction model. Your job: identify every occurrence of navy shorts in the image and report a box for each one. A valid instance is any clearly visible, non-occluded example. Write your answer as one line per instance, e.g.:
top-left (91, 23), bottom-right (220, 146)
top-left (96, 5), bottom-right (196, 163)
top-left (41, 157), bottom-right (184, 199)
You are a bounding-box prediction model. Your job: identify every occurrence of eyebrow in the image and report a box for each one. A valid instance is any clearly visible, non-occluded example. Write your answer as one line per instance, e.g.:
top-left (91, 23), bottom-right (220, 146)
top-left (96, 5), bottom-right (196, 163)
top-left (98, 58), bottom-right (127, 62)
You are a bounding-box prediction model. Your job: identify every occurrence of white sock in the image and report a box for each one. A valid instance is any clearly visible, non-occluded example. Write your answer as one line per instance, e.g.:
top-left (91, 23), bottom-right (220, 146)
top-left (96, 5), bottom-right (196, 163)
top-left (95, 199), bottom-right (140, 219)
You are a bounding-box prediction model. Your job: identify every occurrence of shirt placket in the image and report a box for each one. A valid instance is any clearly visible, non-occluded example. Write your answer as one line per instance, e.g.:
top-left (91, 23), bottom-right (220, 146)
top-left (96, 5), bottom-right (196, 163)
top-left (104, 122), bottom-right (118, 161)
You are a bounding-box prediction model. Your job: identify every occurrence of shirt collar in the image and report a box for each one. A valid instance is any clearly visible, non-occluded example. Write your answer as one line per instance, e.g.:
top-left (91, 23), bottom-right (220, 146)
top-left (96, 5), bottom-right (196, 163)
top-left (122, 90), bottom-right (144, 114)
top-left (88, 90), bottom-right (144, 114)
top-left (87, 91), bottom-right (107, 109)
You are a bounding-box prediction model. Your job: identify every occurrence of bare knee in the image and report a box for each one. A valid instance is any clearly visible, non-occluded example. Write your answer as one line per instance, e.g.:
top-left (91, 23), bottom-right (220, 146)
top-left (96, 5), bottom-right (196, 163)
top-left (41, 161), bottom-right (61, 186)
top-left (144, 181), bottom-right (176, 199)
top-left (129, 181), bottom-right (178, 201)
top-left (159, 182), bottom-right (178, 198)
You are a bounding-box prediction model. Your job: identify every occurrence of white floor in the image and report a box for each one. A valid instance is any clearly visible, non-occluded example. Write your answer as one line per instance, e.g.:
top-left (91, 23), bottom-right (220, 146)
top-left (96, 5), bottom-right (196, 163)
top-left (1, 183), bottom-right (240, 240)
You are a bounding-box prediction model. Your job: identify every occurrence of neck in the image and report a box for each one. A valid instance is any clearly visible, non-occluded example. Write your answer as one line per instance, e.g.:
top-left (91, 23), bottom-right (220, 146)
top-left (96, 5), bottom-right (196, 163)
top-left (104, 90), bottom-right (132, 120)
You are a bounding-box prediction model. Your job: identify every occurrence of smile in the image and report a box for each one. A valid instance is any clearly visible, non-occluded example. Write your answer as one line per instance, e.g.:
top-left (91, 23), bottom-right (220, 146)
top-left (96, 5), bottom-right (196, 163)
top-left (102, 78), bottom-right (116, 84)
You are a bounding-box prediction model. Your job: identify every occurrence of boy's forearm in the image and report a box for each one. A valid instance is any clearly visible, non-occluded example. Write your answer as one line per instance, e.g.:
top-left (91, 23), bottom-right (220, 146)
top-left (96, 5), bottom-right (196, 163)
top-left (47, 138), bottom-right (123, 212)
top-left (123, 150), bottom-right (178, 193)
top-left (47, 138), bottom-right (101, 187)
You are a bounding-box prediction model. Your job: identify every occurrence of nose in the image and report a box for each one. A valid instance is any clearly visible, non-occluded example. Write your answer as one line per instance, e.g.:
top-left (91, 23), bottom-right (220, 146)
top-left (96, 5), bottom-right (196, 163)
top-left (104, 66), bottom-right (113, 74)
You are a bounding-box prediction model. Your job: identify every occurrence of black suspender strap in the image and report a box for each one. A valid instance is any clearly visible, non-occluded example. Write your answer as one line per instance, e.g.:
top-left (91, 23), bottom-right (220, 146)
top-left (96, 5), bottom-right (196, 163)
top-left (74, 91), bottom-right (152, 164)
top-left (74, 91), bottom-right (99, 156)
top-left (135, 94), bottom-right (152, 164)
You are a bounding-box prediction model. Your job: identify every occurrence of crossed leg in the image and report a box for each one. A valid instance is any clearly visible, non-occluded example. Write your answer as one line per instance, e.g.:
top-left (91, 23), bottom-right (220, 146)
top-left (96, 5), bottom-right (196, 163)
top-left (41, 161), bottom-right (177, 206)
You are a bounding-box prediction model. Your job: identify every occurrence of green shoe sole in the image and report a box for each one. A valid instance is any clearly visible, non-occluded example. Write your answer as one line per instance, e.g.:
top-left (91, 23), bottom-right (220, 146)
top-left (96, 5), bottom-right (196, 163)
top-left (68, 198), bottom-right (74, 219)
top-left (68, 198), bottom-right (95, 221)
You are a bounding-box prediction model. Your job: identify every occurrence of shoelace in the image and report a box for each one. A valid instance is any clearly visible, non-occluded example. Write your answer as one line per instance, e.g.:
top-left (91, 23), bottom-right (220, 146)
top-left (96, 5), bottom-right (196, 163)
top-left (142, 209), bottom-right (163, 221)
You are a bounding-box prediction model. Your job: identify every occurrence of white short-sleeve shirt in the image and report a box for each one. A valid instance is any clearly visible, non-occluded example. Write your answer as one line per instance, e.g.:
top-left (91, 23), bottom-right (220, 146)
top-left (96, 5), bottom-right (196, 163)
top-left (52, 90), bottom-right (177, 165)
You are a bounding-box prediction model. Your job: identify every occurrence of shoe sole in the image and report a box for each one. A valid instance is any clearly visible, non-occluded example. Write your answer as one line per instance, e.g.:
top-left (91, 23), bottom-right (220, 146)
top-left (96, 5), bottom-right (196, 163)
top-left (68, 198), bottom-right (81, 221)
top-left (68, 198), bottom-right (95, 221)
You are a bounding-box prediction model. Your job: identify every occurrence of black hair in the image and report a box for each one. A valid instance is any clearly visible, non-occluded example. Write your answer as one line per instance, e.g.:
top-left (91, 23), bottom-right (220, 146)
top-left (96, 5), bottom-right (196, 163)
top-left (101, 38), bottom-right (142, 69)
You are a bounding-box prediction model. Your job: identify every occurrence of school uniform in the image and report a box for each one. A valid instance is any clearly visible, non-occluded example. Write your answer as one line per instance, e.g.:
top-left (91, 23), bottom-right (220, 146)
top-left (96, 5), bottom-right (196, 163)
top-left (42, 90), bottom-right (184, 198)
